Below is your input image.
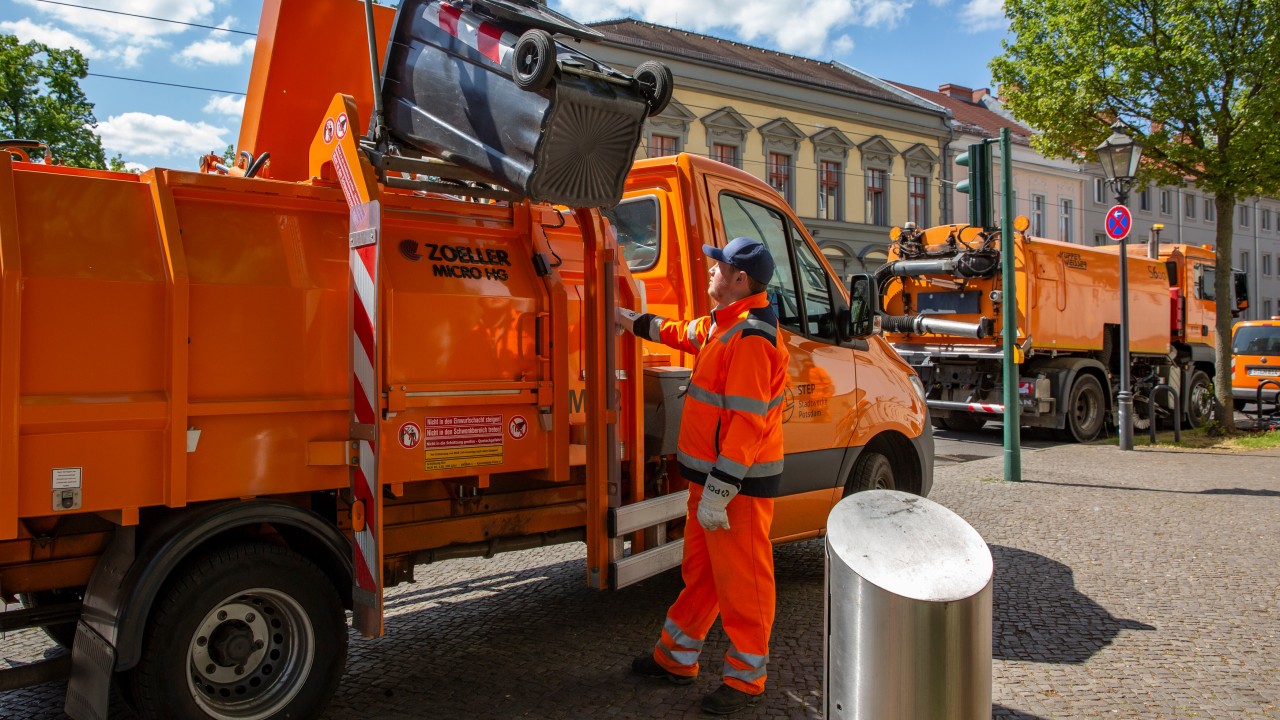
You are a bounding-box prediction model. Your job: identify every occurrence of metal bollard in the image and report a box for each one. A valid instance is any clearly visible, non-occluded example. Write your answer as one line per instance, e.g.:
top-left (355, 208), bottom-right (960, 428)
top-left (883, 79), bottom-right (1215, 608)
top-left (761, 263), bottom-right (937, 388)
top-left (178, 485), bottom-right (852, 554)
top-left (825, 490), bottom-right (993, 720)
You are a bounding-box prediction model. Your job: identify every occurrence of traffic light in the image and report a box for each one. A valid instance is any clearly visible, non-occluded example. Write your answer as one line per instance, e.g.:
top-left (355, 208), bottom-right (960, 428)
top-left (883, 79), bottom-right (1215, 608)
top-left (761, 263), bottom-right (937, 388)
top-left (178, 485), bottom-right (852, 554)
top-left (956, 141), bottom-right (994, 229)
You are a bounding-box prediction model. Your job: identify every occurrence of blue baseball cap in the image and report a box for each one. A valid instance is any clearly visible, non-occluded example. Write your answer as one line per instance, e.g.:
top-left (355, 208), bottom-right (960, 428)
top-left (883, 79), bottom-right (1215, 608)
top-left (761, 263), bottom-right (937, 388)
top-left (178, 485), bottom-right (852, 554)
top-left (702, 236), bottom-right (774, 285)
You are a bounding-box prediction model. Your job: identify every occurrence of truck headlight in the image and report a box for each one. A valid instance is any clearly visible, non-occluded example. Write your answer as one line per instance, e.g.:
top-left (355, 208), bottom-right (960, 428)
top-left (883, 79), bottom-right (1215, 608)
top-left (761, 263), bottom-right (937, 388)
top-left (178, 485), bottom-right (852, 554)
top-left (909, 375), bottom-right (926, 402)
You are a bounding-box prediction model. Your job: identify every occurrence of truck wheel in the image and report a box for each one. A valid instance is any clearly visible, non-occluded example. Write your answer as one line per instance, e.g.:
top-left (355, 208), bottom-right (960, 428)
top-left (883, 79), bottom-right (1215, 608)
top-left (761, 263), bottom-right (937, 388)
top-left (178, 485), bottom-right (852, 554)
top-left (513, 29), bottom-right (556, 91)
top-left (17, 588), bottom-right (83, 648)
top-left (129, 543), bottom-right (347, 720)
top-left (1184, 370), bottom-right (1213, 428)
top-left (1061, 374), bottom-right (1105, 442)
top-left (942, 414), bottom-right (986, 433)
top-left (634, 60), bottom-right (673, 116)
top-left (844, 450), bottom-right (896, 495)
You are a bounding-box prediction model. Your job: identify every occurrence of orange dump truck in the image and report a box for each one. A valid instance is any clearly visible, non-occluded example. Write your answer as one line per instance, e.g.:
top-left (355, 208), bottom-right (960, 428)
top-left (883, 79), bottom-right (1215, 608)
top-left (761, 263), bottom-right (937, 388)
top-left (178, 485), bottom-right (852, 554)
top-left (879, 222), bottom-right (1241, 441)
top-left (0, 2), bottom-right (930, 718)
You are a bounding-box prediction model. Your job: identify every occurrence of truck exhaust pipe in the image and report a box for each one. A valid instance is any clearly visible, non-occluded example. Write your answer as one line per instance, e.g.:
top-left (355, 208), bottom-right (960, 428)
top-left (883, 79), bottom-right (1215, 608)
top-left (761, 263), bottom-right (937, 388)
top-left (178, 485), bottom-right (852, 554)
top-left (881, 314), bottom-right (993, 339)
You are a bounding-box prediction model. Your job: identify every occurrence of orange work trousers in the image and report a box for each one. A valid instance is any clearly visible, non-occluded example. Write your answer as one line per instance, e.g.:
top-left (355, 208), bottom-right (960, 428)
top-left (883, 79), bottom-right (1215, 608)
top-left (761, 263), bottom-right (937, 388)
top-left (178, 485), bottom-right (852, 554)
top-left (651, 482), bottom-right (775, 695)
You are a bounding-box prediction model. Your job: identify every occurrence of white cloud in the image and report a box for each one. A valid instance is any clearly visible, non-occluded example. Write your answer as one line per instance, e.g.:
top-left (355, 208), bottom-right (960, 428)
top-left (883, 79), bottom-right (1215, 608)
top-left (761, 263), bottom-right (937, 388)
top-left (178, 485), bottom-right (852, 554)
top-left (0, 19), bottom-right (100, 58)
top-left (959, 0), bottom-right (1006, 32)
top-left (554, 0), bottom-right (912, 55)
top-left (96, 112), bottom-right (229, 159)
top-left (203, 94), bottom-right (246, 117)
top-left (832, 35), bottom-right (855, 54)
top-left (12, 0), bottom-right (220, 65)
top-left (178, 37), bottom-right (256, 66)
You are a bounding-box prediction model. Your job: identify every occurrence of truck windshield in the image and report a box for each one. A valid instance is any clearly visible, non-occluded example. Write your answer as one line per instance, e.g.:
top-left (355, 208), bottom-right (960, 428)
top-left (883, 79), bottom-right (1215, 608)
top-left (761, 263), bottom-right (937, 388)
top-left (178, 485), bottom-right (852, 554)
top-left (1233, 325), bottom-right (1280, 356)
top-left (603, 196), bottom-right (660, 271)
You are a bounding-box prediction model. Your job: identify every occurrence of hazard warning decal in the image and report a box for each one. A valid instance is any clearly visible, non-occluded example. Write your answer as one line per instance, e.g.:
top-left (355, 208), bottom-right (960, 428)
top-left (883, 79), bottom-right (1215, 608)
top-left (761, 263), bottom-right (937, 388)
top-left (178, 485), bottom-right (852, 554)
top-left (508, 415), bottom-right (528, 440)
top-left (398, 422), bottom-right (422, 450)
top-left (424, 415), bottom-right (504, 471)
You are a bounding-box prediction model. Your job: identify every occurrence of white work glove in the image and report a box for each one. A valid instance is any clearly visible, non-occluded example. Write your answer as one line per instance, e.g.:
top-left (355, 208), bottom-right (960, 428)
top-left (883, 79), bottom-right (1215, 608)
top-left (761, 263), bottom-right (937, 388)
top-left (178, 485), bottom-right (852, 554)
top-left (697, 476), bottom-right (739, 531)
top-left (616, 306), bottom-right (642, 336)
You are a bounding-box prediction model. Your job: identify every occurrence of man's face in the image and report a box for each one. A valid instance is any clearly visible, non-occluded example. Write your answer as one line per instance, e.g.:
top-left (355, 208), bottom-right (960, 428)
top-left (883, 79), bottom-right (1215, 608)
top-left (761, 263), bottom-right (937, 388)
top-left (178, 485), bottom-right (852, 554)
top-left (708, 259), bottom-right (748, 305)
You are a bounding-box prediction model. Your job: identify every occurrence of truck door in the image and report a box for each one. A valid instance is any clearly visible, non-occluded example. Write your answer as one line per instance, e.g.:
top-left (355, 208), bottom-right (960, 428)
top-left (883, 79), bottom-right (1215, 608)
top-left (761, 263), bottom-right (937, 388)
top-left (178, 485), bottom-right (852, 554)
top-left (705, 176), bottom-right (859, 514)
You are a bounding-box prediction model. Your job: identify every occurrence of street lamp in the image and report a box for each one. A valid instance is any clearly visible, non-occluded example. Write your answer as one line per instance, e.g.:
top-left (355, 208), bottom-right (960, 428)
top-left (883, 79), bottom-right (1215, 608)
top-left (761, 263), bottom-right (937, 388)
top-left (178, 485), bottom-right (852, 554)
top-left (1095, 121), bottom-right (1145, 450)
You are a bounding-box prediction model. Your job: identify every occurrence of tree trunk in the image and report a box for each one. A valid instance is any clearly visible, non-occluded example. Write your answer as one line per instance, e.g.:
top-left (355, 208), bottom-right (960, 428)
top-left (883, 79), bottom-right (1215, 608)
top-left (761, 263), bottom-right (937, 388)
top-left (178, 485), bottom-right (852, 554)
top-left (1213, 193), bottom-right (1238, 432)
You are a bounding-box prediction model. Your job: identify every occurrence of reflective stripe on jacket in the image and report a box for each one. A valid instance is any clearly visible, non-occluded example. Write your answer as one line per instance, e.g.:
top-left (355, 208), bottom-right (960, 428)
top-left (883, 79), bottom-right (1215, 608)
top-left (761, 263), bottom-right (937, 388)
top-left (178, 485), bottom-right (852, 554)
top-left (637, 292), bottom-right (788, 497)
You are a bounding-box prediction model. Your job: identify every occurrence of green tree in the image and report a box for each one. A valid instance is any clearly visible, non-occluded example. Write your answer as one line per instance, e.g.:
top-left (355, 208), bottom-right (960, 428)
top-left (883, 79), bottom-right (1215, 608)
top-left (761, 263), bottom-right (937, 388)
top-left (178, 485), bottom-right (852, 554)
top-left (0, 35), bottom-right (107, 169)
top-left (991, 0), bottom-right (1280, 430)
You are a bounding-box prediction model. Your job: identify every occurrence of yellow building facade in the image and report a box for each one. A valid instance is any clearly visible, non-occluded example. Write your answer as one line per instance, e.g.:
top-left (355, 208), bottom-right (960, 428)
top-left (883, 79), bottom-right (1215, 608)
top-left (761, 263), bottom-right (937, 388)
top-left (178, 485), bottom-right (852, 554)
top-left (588, 20), bottom-right (951, 276)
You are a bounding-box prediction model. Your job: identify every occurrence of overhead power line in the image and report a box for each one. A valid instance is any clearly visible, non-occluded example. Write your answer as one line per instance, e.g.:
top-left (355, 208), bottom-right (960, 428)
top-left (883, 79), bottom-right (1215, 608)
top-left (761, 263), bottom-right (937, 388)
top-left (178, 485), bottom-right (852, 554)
top-left (87, 72), bottom-right (245, 96)
top-left (32, 0), bottom-right (257, 36)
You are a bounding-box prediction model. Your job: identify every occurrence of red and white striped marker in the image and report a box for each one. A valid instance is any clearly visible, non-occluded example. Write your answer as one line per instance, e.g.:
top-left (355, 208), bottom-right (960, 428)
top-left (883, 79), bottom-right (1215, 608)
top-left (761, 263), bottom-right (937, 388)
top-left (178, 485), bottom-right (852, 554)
top-left (424, 2), bottom-right (518, 66)
top-left (967, 403), bottom-right (1003, 414)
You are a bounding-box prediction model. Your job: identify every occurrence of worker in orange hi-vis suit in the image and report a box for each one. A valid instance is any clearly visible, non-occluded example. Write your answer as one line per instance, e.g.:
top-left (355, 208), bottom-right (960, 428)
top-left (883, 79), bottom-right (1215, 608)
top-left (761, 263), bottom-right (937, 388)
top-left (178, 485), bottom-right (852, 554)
top-left (616, 236), bottom-right (789, 716)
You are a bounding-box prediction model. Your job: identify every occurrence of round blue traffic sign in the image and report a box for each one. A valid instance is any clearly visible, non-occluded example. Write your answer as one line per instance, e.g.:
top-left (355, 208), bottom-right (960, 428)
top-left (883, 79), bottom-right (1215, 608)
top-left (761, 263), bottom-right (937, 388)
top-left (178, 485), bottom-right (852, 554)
top-left (1105, 204), bottom-right (1132, 241)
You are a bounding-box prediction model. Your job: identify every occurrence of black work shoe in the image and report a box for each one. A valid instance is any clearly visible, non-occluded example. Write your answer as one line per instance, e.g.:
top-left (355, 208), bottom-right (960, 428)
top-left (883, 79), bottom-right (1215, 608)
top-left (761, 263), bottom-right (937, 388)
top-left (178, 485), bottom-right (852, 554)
top-left (700, 683), bottom-right (761, 715)
top-left (631, 654), bottom-right (696, 685)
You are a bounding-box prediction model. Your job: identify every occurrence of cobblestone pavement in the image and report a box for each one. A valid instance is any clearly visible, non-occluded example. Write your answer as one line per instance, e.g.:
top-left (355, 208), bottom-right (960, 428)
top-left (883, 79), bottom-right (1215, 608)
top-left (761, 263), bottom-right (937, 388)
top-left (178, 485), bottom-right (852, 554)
top-left (2, 444), bottom-right (1277, 719)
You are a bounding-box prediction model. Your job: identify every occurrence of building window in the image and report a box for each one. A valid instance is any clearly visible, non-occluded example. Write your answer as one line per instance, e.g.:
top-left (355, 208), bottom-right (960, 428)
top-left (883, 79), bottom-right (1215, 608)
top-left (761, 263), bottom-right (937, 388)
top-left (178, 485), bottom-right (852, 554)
top-left (1185, 194), bottom-right (1196, 219)
top-left (1264, 254), bottom-right (1273, 276)
top-left (1159, 190), bottom-right (1170, 214)
top-left (712, 143), bottom-right (740, 169)
top-left (1094, 233), bottom-right (1106, 247)
top-left (1031, 194), bottom-right (1046, 236)
top-left (650, 134), bottom-right (678, 158)
top-left (766, 152), bottom-right (793, 205)
top-left (1242, 251), bottom-right (1251, 275)
top-left (908, 175), bottom-right (929, 226)
top-left (1138, 190), bottom-right (1150, 211)
top-left (1265, 299), bottom-right (1274, 318)
top-left (1093, 178), bottom-right (1107, 204)
top-left (865, 168), bottom-right (887, 226)
top-left (1263, 208), bottom-right (1272, 231)
top-left (1240, 204), bottom-right (1251, 227)
top-left (818, 160), bottom-right (842, 221)
top-left (1205, 198), bottom-right (1216, 221)
top-left (1059, 198), bottom-right (1074, 243)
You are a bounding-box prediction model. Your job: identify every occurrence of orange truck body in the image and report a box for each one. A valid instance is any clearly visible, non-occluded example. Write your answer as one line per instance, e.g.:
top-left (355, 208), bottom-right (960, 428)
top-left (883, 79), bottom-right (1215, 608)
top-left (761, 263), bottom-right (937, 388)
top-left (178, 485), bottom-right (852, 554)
top-left (1230, 317), bottom-right (1280, 408)
top-left (0, 1), bottom-right (930, 716)
top-left (881, 224), bottom-right (1227, 440)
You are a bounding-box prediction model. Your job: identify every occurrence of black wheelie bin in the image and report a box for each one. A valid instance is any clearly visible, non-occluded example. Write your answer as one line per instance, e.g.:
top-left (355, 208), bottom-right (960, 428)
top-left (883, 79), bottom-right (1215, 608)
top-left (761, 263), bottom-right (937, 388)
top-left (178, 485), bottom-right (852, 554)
top-left (379, 0), bottom-right (673, 208)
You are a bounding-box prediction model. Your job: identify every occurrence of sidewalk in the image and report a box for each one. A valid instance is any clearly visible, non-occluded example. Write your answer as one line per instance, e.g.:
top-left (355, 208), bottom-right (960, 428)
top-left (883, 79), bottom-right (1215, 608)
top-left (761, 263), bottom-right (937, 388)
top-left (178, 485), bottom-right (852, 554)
top-left (931, 443), bottom-right (1280, 719)
top-left (2, 443), bottom-right (1277, 719)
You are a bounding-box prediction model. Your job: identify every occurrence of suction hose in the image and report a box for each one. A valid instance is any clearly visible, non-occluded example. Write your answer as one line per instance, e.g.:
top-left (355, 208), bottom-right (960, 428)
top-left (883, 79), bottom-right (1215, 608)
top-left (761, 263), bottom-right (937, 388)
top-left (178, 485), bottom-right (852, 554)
top-left (881, 314), bottom-right (993, 339)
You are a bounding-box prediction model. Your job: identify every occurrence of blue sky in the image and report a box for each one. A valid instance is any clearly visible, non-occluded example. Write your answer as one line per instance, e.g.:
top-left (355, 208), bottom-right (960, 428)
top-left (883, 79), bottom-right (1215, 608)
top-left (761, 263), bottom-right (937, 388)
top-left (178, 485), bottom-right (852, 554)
top-left (1, 0), bottom-right (1010, 171)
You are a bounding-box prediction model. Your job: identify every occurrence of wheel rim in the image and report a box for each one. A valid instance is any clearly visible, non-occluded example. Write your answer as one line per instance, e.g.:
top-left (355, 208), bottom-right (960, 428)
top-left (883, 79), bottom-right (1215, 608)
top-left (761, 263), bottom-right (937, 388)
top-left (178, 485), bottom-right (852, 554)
top-left (871, 458), bottom-right (895, 490)
top-left (188, 588), bottom-right (314, 720)
top-left (1187, 376), bottom-right (1212, 427)
top-left (1071, 380), bottom-right (1103, 439)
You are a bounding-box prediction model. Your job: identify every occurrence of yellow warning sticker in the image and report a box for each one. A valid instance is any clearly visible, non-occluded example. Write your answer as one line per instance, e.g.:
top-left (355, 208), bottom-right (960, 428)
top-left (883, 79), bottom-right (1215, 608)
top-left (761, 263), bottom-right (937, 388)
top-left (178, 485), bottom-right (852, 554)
top-left (423, 414), bottom-right (504, 471)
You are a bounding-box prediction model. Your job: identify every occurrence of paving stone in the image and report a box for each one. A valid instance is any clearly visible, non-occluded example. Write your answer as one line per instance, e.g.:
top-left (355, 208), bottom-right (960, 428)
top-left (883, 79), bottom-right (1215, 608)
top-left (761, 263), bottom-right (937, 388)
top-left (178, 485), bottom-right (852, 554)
top-left (2, 444), bottom-right (1277, 718)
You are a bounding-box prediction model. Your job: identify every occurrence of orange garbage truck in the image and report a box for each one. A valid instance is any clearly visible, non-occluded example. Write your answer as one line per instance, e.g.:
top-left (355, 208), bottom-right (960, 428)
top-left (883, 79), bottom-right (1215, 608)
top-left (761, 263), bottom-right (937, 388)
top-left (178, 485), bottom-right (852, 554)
top-left (0, 1), bottom-right (931, 718)
top-left (878, 220), bottom-right (1245, 441)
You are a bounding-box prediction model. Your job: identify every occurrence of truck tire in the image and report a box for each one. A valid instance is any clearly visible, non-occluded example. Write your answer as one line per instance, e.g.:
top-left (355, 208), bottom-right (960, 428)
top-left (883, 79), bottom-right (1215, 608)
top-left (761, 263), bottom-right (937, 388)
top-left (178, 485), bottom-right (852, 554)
top-left (1234, 399), bottom-right (1248, 412)
top-left (1060, 374), bottom-right (1105, 442)
top-left (129, 543), bottom-right (347, 720)
top-left (844, 450), bottom-right (896, 495)
top-left (16, 588), bottom-right (83, 648)
top-left (512, 29), bottom-right (556, 91)
top-left (942, 414), bottom-right (986, 433)
top-left (1184, 370), bottom-right (1213, 428)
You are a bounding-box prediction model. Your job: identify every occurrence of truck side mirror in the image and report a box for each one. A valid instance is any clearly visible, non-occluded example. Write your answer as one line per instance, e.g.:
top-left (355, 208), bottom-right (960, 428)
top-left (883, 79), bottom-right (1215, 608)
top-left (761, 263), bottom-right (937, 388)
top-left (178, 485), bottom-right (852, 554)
top-left (847, 274), bottom-right (881, 338)
top-left (1234, 270), bottom-right (1250, 313)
